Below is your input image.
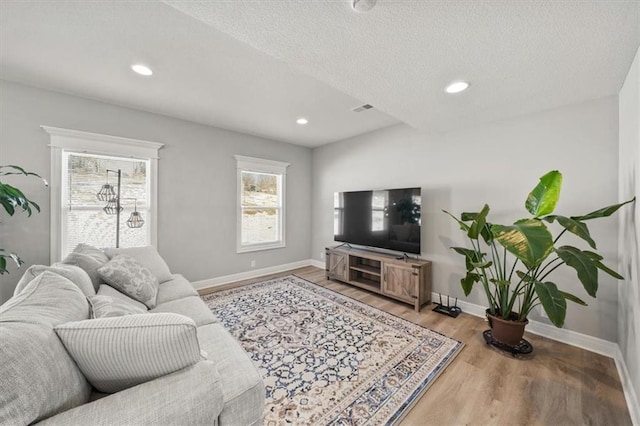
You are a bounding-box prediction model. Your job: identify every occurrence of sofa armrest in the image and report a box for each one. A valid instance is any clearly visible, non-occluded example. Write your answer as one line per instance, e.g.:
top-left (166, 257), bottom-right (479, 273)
top-left (36, 361), bottom-right (224, 426)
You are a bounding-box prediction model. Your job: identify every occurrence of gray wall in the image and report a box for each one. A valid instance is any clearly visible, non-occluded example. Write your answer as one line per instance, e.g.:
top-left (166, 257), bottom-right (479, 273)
top-left (618, 45), bottom-right (640, 414)
top-left (312, 96), bottom-right (621, 341)
top-left (0, 80), bottom-right (312, 302)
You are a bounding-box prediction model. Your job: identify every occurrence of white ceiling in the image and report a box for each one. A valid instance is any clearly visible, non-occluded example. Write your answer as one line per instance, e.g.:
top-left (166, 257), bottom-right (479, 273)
top-left (1, 1), bottom-right (639, 148)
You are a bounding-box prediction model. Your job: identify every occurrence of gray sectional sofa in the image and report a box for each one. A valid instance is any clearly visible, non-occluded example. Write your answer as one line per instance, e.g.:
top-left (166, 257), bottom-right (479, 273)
top-left (0, 244), bottom-right (264, 425)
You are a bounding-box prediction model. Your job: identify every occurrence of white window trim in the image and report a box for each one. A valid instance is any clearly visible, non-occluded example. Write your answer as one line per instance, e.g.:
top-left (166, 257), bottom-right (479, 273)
top-left (43, 126), bottom-right (164, 263)
top-left (235, 155), bottom-right (289, 253)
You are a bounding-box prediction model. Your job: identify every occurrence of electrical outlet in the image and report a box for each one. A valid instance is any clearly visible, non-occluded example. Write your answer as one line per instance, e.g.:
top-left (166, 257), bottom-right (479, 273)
top-left (250, 260), bottom-right (256, 268)
top-left (320, 251), bottom-right (325, 260)
top-left (540, 306), bottom-right (548, 319)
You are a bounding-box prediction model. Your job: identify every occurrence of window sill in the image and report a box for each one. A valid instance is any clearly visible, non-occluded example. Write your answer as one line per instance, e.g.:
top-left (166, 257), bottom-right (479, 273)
top-left (237, 241), bottom-right (286, 253)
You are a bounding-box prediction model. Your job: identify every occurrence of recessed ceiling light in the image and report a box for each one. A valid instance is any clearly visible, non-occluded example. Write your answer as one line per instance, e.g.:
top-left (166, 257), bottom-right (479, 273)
top-left (131, 64), bottom-right (153, 76)
top-left (352, 0), bottom-right (377, 12)
top-left (296, 118), bottom-right (308, 125)
top-left (445, 81), bottom-right (470, 94)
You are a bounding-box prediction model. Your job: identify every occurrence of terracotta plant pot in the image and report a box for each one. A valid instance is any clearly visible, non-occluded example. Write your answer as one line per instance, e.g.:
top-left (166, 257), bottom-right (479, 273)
top-left (486, 310), bottom-right (528, 346)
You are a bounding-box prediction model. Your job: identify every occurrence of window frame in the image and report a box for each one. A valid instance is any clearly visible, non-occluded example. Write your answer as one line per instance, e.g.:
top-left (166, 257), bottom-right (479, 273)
top-left (235, 155), bottom-right (289, 253)
top-left (43, 126), bottom-right (163, 263)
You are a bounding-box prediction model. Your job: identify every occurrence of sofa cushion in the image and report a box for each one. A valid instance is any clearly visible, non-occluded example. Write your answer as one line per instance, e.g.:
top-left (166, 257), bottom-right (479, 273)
top-left (54, 313), bottom-right (203, 393)
top-left (0, 323), bottom-right (93, 425)
top-left (104, 245), bottom-right (173, 283)
top-left (156, 274), bottom-right (199, 305)
top-left (14, 263), bottom-right (95, 298)
top-left (0, 273), bottom-right (92, 425)
top-left (197, 323), bottom-right (265, 425)
top-left (74, 243), bottom-right (110, 262)
top-left (151, 296), bottom-right (218, 326)
top-left (0, 271), bottom-right (90, 327)
top-left (97, 284), bottom-right (148, 312)
top-left (89, 295), bottom-right (147, 318)
top-left (98, 255), bottom-right (159, 309)
top-left (64, 244), bottom-right (111, 291)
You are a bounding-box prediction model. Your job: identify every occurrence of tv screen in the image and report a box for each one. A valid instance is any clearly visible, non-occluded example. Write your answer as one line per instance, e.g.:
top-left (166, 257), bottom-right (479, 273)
top-left (334, 187), bottom-right (421, 254)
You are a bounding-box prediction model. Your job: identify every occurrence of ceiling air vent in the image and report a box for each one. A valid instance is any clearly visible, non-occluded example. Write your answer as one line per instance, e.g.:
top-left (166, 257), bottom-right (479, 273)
top-left (352, 104), bottom-right (374, 113)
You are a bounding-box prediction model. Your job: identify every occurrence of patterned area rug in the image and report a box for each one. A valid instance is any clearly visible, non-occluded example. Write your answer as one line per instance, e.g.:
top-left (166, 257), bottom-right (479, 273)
top-left (202, 275), bottom-right (463, 425)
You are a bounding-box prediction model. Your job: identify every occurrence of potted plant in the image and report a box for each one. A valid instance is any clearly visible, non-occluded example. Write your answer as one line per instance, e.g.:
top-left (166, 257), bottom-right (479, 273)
top-left (444, 170), bottom-right (635, 346)
top-left (0, 165), bottom-right (48, 274)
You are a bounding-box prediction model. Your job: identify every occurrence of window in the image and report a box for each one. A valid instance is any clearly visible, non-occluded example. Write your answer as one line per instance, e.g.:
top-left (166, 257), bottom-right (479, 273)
top-left (235, 155), bottom-right (289, 253)
top-left (62, 152), bottom-right (150, 257)
top-left (44, 126), bottom-right (163, 262)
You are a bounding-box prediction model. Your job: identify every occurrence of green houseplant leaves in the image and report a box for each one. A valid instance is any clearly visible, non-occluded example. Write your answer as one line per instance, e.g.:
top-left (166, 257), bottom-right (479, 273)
top-left (445, 170), bottom-right (635, 328)
top-left (0, 165), bottom-right (48, 274)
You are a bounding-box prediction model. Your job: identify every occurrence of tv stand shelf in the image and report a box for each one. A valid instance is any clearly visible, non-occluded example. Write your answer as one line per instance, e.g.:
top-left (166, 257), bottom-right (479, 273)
top-left (325, 246), bottom-right (432, 312)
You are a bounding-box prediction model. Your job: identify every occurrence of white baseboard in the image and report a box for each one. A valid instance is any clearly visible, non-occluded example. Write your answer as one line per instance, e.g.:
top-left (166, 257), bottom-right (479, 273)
top-left (614, 346), bottom-right (640, 426)
top-left (432, 291), bottom-right (638, 423)
top-left (192, 259), bottom-right (317, 290)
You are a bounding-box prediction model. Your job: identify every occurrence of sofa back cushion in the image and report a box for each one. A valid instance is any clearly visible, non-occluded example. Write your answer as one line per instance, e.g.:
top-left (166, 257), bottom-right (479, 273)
top-left (0, 271), bottom-right (92, 424)
top-left (88, 295), bottom-right (147, 318)
top-left (14, 263), bottom-right (96, 298)
top-left (1, 271), bottom-right (91, 326)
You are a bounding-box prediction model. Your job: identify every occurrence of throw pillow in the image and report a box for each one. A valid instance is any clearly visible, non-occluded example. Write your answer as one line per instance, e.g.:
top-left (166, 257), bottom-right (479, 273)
top-left (97, 284), bottom-right (148, 312)
top-left (54, 313), bottom-right (203, 393)
top-left (14, 263), bottom-right (95, 298)
top-left (88, 295), bottom-right (147, 318)
top-left (104, 246), bottom-right (173, 283)
top-left (97, 254), bottom-right (159, 309)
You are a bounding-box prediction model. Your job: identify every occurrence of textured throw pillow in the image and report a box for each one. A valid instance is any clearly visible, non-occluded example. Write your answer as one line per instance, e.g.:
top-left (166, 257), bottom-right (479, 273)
top-left (97, 284), bottom-right (148, 312)
top-left (54, 313), bottom-right (203, 393)
top-left (104, 246), bottom-right (173, 283)
top-left (88, 295), bottom-right (147, 319)
top-left (14, 263), bottom-right (95, 298)
top-left (97, 254), bottom-right (159, 309)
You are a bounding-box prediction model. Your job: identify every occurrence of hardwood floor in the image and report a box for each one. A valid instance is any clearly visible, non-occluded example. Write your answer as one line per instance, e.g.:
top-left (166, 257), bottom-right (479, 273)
top-left (199, 266), bottom-right (632, 425)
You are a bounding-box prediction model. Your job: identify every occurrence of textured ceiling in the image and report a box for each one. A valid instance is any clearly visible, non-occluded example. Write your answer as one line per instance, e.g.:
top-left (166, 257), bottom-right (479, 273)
top-left (165, 0), bottom-right (640, 133)
top-left (0, 1), bottom-right (397, 147)
top-left (1, 1), bottom-right (639, 147)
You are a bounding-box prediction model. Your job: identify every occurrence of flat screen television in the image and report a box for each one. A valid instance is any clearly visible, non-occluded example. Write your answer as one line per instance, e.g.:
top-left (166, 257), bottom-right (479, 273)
top-left (334, 187), bottom-right (421, 254)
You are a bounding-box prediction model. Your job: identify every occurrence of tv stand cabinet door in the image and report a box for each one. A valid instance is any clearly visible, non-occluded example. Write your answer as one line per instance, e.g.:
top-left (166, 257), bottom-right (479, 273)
top-left (382, 263), bottom-right (418, 306)
top-left (326, 250), bottom-right (348, 281)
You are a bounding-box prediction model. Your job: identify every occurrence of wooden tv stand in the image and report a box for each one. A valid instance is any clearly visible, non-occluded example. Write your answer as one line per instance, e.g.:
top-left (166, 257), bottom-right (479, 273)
top-left (325, 246), bottom-right (432, 312)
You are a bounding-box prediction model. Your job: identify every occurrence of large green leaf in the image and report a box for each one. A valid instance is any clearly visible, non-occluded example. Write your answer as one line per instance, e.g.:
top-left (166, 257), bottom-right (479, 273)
top-left (492, 219), bottom-right (554, 267)
top-left (559, 291), bottom-right (587, 306)
top-left (461, 272), bottom-right (480, 296)
top-left (443, 210), bottom-right (470, 233)
top-left (0, 249), bottom-right (23, 274)
top-left (526, 170), bottom-right (563, 217)
top-left (556, 246), bottom-right (598, 297)
top-left (584, 251), bottom-right (624, 280)
top-left (572, 197), bottom-right (635, 221)
top-left (451, 246), bottom-right (487, 272)
top-left (468, 204), bottom-right (489, 240)
top-left (543, 215), bottom-right (596, 249)
top-left (535, 281), bottom-right (566, 327)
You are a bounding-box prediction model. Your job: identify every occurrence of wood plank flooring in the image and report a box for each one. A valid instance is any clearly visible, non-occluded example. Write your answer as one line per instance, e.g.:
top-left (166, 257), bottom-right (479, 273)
top-left (199, 266), bottom-right (632, 426)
